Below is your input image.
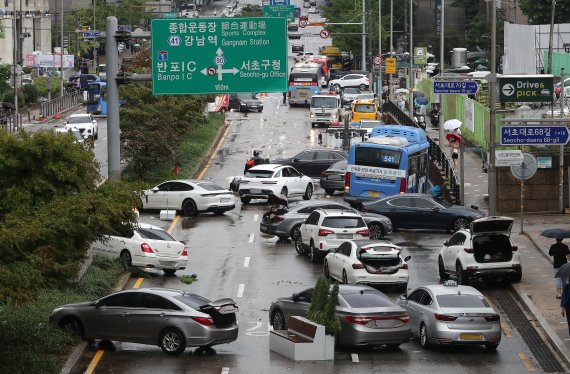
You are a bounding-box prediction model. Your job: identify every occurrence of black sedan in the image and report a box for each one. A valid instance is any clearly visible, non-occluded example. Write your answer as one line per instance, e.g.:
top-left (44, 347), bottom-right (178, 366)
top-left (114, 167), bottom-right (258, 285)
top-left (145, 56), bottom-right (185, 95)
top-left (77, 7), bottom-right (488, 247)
top-left (320, 160), bottom-right (347, 195)
top-left (361, 193), bottom-right (486, 232)
top-left (228, 93), bottom-right (263, 112)
top-left (271, 149), bottom-right (347, 178)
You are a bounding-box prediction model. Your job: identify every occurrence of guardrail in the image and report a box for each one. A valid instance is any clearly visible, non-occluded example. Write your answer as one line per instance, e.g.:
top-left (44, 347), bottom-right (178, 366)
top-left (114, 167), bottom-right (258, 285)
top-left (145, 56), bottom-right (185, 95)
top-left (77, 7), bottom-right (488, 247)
top-left (40, 89), bottom-right (83, 119)
top-left (0, 110), bottom-right (20, 133)
top-left (382, 101), bottom-right (461, 204)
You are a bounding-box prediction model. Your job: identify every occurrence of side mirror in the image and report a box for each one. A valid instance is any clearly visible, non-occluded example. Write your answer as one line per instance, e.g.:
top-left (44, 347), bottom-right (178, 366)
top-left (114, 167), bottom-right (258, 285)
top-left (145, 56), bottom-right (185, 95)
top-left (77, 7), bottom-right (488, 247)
top-left (292, 293), bottom-right (299, 301)
top-left (151, 187), bottom-right (159, 192)
top-left (398, 294), bottom-right (407, 301)
top-left (293, 157), bottom-right (300, 162)
top-left (444, 241), bottom-right (450, 246)
top-left (512, 245), bottom-right (518, 251)
top-left (404, 255), bottom-right (412, 262)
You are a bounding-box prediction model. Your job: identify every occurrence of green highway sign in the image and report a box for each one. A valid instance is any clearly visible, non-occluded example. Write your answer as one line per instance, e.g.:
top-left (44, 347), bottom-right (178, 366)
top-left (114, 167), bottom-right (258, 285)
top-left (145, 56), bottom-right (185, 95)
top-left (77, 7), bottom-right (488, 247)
top-left (162, 12), bottom-right (177, 19)
top-left (498, 75), bottom-right (554, 103)
top-left (262, 5), bottom-right (295, 22)
top-left (151, 18), bottom-right (288, 95)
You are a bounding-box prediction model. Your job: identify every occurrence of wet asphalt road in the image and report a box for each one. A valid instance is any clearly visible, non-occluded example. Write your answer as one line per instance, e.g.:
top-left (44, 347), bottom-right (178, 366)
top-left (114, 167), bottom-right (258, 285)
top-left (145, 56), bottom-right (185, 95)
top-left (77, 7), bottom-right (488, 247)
top-left (72, 91), bottom-right (549, 374)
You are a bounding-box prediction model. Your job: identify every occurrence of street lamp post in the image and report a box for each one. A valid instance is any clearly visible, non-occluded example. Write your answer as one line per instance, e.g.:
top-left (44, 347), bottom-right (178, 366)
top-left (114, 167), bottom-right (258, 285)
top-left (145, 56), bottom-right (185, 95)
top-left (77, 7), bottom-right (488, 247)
top-left (438, 0), bottom-right (445, 147)
top-left (13, 0), bottom-right (18, 129)
top-left (389, 0), bottom-right (393, 101)
top-left (361, 0), bottom-right (366, 71)
top-left (408, 0), bottom-right (413, 116)
top-left (60, 0), bottom-right (64, 97)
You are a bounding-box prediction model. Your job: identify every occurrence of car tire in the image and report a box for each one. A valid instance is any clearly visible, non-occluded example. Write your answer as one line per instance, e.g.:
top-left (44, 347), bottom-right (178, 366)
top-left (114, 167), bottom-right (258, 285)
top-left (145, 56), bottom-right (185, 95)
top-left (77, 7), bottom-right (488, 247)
top-left (182, 199), bottom-right (198, 216)
top-left (452, 217), bottom-right (470, 232)
top-left (239, 105), bottom-right (244, 112)
top-left (511, 269), bottom-right (522, 283)
top-left (60, 317), bottom-right (84, 338)
top-left (94, 131), bottom-right (98, 140)
top-left (342, 269), bottom-right (348, 284)
top-left (456, 262), bottom-right (468, 285)
top-left (303, 184), bottom-right (313, 200)
top-left (280, 187), bottom-right (288, 197)
top-left (271, 309), bottom-right (286, 330)
top-left (240, 197), bottom-right (251, 204)
top-left (485, 342), bottom-right (499, 351)
top-left (419, 323), bottom-right (431, 349)
top-left (334, 84), bottom-right (341, 91)
top-left (324, 188), bottom-right (335, 196)
top-left (159, 328), bottom-right (186, 355)
top-left (295, 235), bottom-right (305, 255)
top-left (120, 250), bottom-right (132, 267)
top-left (290, 225), bottom-right (302, 243)
top-left (163, 269), bottom-right (176, 276)
top-left (324, 260), bottom-right (330, 278)
top-left (438, 256), bottom-right (449, 280)
top-left (359, 84), bottom-right (367, 91)
top-left (368, 222), bottom-right (384, 240)
top-left (309, 241), bottom-right (320, 263)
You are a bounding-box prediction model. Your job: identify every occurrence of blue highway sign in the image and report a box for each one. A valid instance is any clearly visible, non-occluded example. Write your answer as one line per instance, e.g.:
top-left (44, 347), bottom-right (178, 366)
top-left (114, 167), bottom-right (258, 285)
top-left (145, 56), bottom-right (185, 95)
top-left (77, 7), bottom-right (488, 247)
top-left (433, 81), bottom-right (479, 95)
top-left (500, 125), bottom-right (570, 146)
top-left (82, 31), bottom-right (101, 38)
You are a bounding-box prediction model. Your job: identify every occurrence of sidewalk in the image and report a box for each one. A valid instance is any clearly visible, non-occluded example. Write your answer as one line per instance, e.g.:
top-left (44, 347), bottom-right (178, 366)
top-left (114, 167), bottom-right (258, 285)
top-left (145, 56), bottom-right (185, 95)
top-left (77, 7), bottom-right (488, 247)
top-left (426, 122), bottom-right (570, 365)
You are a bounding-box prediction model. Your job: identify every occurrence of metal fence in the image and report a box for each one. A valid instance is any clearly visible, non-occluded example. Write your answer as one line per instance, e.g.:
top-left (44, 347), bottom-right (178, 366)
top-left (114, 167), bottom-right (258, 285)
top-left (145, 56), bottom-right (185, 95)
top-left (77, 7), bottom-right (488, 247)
top-left (383, 101), bottom-right (461, 203)
top-left (40, 89), bottom-right (83, 118)
top-left (0, 110), bottom-right (20, 133)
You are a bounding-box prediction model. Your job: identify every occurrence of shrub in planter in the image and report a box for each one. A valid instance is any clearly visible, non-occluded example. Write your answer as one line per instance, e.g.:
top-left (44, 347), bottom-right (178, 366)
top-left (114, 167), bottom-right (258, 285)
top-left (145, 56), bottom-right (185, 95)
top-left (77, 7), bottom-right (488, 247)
top-left (306, 276), bottom-right (341, 336)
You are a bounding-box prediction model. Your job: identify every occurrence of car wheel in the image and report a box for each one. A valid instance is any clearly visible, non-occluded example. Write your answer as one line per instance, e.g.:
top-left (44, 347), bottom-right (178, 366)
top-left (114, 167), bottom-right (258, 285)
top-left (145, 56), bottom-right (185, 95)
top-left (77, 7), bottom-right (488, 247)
top-left (342, 269), bottom-right (348, 284)
top-left (272, 309), bottom-right (286, 330)
top-left (163, 269), bottom-right (176, 276)
top-left (310, 241), bottom-right (320, 263)
top-left (485, 342), bottom-right (499, 351)
top-left (290, 225), bottom-right (301, 243)
top-left (359, 84), bottom-right (367, 91)
top-left (61, 317), bottom-right (84, 338)
top-left (456, 262), bottom-right (468, 285)
top-left (324, 260), bottom-right (330, 278)
top-left (182, 199), bottom-right (198, 216)
top-left (94, 132), bottom-right (99, 140)
top-left (368, 223), bottom-right (384, 240)
top-left (419, 323), bottom-right (431, 349)
top-left (295, 235), bottom-right (305, 255)
top-left (239, 105), bottom-right (244, 112)
top-left (334, 84), bottom-right (341, 90)
top-left (303, 184), bottom-right (313, 200)
top-left (452, 217), bottom-right (470, 232)
top-left (438, 256), bottom-right (449, 280)
top-left (280, 187), bottom-right (288, 197)
top-left (511, 269), bottom-right (522, 283)
top-left (120, 250), bottom-right (132, 267)
top-left (159, 328), bottom-right (186, 355)
top-left (324, 188), bottom-right (335, 196)
top-left (240, 197), bottom-right (251, 204)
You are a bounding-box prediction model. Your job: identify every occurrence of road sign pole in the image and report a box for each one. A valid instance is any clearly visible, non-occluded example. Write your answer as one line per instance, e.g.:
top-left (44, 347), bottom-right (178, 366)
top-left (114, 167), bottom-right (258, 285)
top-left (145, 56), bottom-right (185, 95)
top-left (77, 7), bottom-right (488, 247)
top-left (106, 16), bottom-right (121, 180)
top-left (520, 166), bottom-right (524, 233)
top-left (560, 68), bottom-right (566, 213)
top-left (489, 0), bottom-right (497, 215)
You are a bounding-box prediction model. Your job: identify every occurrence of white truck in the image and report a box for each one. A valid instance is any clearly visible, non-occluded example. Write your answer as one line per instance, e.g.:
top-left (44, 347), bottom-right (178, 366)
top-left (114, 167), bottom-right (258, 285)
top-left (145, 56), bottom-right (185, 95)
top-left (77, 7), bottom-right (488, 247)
top-left (309, 92), bottom-right (343, 128)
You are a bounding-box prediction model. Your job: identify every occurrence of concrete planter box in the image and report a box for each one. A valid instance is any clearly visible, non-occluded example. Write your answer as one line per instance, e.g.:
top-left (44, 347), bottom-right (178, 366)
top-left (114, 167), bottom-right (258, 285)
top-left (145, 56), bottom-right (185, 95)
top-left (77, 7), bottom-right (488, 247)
top-left (270, 316), bottom-right (335, 361)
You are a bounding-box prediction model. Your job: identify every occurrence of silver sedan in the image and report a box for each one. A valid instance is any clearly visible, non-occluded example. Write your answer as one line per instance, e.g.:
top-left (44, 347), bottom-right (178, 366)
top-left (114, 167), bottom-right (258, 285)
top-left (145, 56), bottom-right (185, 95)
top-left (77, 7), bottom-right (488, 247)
top-left (397, 283), bottom-right (501, 350)
top-left (50, 288), bottom-right (239, 355)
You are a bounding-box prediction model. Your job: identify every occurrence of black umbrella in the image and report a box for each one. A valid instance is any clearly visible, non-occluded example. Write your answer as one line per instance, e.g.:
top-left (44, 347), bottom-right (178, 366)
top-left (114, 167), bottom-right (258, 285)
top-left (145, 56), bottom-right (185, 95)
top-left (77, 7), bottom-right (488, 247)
top-left (555, 263), bottom-right (570, 279)
top-left (540, 228), bottom-right (570, 239)
top-left (1, 102), bottom-right (16, 110)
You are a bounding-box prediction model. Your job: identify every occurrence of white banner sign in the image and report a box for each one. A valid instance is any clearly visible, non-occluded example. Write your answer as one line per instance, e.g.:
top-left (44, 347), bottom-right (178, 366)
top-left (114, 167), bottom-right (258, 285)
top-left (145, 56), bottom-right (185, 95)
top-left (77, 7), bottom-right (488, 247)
top-left (495, 149), bottom-right (523, 167)
top-left (464, 99), bottom-right (474, 132)
top-left (347, 164), bottom-right (406, 180)
top-left (36, 54), bottom-right (75, 68)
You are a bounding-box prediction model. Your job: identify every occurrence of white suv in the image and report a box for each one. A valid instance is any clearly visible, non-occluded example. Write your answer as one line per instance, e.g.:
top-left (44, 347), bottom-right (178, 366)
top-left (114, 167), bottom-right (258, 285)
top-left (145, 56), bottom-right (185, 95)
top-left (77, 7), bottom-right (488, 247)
top-left (64, 114), bottom-right (99, 140)
top-left (329, 74), bottom-right (369, 91)
top-left (438, 216), bottom-right (522, 284)
top-left (238, 164), bottom-right (313, 204)
top-left (296, 209), bottom-right (369, 263)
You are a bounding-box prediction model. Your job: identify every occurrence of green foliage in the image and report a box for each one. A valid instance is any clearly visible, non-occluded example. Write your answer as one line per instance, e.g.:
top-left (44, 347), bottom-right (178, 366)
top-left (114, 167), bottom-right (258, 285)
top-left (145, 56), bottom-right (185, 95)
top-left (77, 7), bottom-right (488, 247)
top-left (21, 84), bottom-right (40, 105)
top-left (518, 0), bottom-right (570, 25)
top-left (33, 76), bottom-right (61, 97)
top-left (306, 276), bottom-right (340, 336)
top-left (22, 67), bottom-right (32, 75)
top-left (1, 90), bottom-right (23, 106)
top-left (180, 274), bottom-right (198, 284)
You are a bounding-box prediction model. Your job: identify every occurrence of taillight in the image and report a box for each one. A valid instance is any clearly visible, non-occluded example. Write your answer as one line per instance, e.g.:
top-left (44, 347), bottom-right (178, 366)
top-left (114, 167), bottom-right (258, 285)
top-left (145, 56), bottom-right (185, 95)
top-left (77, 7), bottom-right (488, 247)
top-left (464, 247), bottom-right (474, 253)
top-left (320, 171), bottom-right (328, 177)
top-left (181, 247), bottom-right (188, 256)
top-left (273, 216), bottom-right (284, 222)
top-left (434, 313), bottom-right (458, 322)
top-left (356, 229), bottom-right (369, 237)
top-left (344, 315), bottom-right (373, 325)
top-left (344, 172), bottom-right (351, 193)
top-left (318, 229), bottom-right (334, 237)
top-left (401, 263), bottom-right (408, 269)
top-left (399, 178), bottom-right (407, 193)
top-left (141, 243), bottom-right (154, 253)
top-left (485, 315), bottom-right (500, 322)
top-left (344, 315), bottom-right (409, 325)
top-left (352, 263), bottom-right (365, 269)
top-left (191, 317), bottom-right (214, 326)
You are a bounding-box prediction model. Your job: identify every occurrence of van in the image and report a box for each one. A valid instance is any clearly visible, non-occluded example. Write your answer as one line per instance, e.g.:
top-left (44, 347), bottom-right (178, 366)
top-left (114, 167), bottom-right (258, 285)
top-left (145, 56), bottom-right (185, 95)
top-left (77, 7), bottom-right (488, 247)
top-left (97, 64), bottom-right (106, 79)
top-left (350, 99), bottom-right (379, 123)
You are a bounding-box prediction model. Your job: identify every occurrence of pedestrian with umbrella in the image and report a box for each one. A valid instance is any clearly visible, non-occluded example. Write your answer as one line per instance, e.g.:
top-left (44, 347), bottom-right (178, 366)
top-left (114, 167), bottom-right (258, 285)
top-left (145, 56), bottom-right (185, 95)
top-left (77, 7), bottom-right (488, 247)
top-left (542, 229), bottom-right (570, 298)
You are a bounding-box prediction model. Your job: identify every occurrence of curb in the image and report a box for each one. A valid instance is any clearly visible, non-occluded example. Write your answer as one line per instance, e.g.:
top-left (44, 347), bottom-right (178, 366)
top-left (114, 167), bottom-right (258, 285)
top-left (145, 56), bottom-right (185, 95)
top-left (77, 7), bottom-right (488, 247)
top-left (523, 232), bottom-right (554, 265)
top-left (511, 283), bottom-right (570, 371)
top-left (190, 119), bottom-right (231, 179)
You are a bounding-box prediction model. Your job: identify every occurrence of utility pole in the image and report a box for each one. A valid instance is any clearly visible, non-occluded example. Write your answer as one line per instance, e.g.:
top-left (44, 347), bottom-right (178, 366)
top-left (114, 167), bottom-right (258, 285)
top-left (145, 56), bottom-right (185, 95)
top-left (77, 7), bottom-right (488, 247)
top-left (106, 16), bottom-right (121, 180)
top-left (389, 0), bottom-right (393, 101)
top-left (13, 0), bottom-right (18, 130)
top-left (60, 0), bottom-right (64, 97)
top-left (559, 68), bottom-right (565, 213)
top-left (408, 0), bottom-right (414, 117)
top-left (438, 0), bottom-right (445, 144)
top-left (361, 0), bottom-right (366, 71)
top-left (547, 0), bottom-right (556, 74)
top-left (488, 0), bottom-right (498, 215)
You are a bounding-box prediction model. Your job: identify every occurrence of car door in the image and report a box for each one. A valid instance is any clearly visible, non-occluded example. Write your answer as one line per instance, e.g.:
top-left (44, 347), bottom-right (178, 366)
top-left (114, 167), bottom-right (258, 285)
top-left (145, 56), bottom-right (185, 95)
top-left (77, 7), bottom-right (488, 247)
top-left (301, 211), bottom-right (320, 247)
top-left (338, 244), bottom-right (355, 280)
top-left (384, 196), bottom-right (415, 228)
top-left (284, 288), bottom-right (314, 322)
top-left (290, 150), bottom-right (316, 176)
top-left (286, 167), bottom-right (305, 195)
top-left (405, 289), bottom-right (427, 334)
top-left (312, 150), bottom-right (335, 176)
top-left (443, 232), bottom-right (467, 270)
top-left (84, 292), bottom-right (140, 340)
top-left (328, 241), bottom-right (350, 280)
top-left (410, 196), bottom-right (446, 229)
top-left (167, 181), bottom-right (195, 210)
top-left (342, 75), bottom-right (357, 87)
top-left (128, 293), bottom-right (179, 343)
top-left (144, 181), bottom-right (175, 209)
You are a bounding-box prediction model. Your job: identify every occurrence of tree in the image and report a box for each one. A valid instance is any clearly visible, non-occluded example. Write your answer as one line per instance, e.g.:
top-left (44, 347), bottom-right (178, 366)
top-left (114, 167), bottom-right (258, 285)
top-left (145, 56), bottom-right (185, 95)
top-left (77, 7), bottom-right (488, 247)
top-left (0, 130), bottom-right (140, 303)
top-left (518, 0), bottom-right (570, 25)
top-left (306, 276), bottom-right (340, 336)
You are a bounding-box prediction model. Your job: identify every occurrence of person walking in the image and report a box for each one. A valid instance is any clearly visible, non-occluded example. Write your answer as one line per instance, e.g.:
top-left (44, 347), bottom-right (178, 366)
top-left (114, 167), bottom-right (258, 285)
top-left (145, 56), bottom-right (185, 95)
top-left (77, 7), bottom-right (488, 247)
top-left (550, 238), bottom-right (570, 299)
top-left (560, 281), bottom-right (570, 332)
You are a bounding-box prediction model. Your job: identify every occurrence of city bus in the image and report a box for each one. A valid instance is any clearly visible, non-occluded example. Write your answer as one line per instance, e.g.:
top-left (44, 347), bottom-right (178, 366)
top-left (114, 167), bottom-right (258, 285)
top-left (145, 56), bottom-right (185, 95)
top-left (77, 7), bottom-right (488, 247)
top-left (344, 125), bottom-right (430, 207)
top-left (86, 82), bottom-right (107, 116)
top-left (287, 62), bottom-right (323, 107)
top-left (306, 55), bottom-right (331, 87)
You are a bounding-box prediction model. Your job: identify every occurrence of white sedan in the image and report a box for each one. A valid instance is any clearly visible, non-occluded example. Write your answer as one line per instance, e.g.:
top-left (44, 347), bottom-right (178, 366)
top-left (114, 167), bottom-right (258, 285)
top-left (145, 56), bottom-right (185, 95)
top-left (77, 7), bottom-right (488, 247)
top-left (141, 179), bottom-right (235, 216)
top-left (238, 164), bottom-right (313, 204)
top-left (324, 240), bottom-right (411, 289)
top-left (329, 74), bottom-right (369, 91)
top-left (90, 223), bottom-right (188, 275)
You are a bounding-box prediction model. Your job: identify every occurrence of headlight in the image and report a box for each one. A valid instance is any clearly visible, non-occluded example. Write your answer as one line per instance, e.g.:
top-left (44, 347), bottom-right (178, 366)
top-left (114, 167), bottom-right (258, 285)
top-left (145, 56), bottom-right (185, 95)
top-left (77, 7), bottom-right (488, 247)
top-left (331, 114), bottom-right (338, 120)
top-left (310, 113), bottom-right (315, 118)
top-left (240, 101), bottom-right (246, 105)
top-left (52, 307), bottom-right (63, 314)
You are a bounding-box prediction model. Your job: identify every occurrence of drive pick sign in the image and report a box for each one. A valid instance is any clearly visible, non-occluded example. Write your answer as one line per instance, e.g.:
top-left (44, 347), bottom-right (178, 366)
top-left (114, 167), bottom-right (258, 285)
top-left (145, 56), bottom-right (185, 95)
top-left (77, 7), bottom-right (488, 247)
top-left (320, 29), bottom-right (330, 39)
top-left (299, 20), bottom-right (308, 28)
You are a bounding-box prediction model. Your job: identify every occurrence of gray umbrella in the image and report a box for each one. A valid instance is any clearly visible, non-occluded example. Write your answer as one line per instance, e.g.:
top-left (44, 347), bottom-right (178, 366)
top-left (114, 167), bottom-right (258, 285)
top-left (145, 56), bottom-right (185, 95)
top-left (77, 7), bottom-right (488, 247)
top-left (555, 263), bottom-right (570, 279)
top-left (540, 228), bottom-right (570, 239)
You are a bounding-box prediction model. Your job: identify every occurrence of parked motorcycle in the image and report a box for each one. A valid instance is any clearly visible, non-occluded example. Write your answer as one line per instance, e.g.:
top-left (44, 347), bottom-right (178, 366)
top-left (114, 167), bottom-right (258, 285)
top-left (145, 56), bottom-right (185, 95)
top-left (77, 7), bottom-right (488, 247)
top-left (243, 150), bottom-right (269, 174)
top-left (430, 106), bottom-right (440, 126)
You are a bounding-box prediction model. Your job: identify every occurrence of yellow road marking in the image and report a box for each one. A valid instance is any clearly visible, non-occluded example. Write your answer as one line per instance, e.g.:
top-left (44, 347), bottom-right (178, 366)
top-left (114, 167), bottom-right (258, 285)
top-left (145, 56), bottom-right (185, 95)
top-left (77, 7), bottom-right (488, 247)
top-left (85, 349), bottom-right (105, 374)
top-left (197, 124), bottom-right (231, 180)
top-left (133, 277), bottom-right (144, 289)
top-left (167, 215), bottom-right (181, 234)
top-left (501, 322), bottom-right (512, 337)
top-left (518, 352), bottom-right (536, 372)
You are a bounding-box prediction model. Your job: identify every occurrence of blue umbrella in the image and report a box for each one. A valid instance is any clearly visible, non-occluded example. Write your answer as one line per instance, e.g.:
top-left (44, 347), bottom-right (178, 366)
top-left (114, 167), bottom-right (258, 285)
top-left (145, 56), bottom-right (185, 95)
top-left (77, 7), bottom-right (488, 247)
top-left (414, 97), bottom-right (429, 106)
top-left (541, 228), bottom-right (570, 239)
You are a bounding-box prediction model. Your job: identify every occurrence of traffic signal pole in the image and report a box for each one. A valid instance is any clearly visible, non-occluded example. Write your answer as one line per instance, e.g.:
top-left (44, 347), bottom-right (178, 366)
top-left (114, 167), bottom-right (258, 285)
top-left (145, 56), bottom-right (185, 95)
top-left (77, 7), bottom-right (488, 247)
top-left (106, 16), bottom-right (121, 180)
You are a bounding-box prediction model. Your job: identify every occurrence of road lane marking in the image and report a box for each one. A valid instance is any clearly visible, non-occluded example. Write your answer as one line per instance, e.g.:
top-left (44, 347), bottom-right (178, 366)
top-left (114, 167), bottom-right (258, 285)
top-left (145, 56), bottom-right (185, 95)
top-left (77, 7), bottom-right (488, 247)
top-left (167, 215), bottom-right (181, 233)
top-left (85, 349), bottom-right (105, 374)
top-left (133, 278), bottom-right (144, 289)
top-left (221, 368), bottom-right (230, 374)
top-left (518, 352), bottom-right (536, 371)
top-left (253, 214), bottom-right (259, 221)
top-left (351, 353), bottom-right (359, 363)
top-left (244, 257), bottom-right (250, 267)
top-left (197, 124), bottom-right (232, 180)
top-left (501, 322), bottom-right (512, 337)
top-left (248, 234), bottom-right (254, 243)
top-left (237, 284), bottom-right (245, 298)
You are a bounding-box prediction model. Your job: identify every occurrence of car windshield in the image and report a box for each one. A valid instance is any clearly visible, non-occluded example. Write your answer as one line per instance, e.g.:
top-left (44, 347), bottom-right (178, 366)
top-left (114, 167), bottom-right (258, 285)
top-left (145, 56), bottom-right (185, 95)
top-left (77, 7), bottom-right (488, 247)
top-left (342, 289), bottom-right (394, 308)
top-left (67, 116), bottom-right (91, 124)
top-left (436, 294), bottom-right (490, 308)
top-left (238, 94), bottom-right (257, 100)
top-left (354, 104), bottom-right (376, 113)
top-left (358, 94), bottom-right (374, 100)
top-left (175, 293), bottom-right (211, 308)
top-left (137, 227), bottom-right (177, 241)
top-left (197, 182), bottom-right (224, 191)
top-left (311, 97), bottom-right (337, 108)
top-left (322, 217), bottom-right (366, 228)
top-left (245, 170), bottom-right (274, 178)
top-left (434, 197), bottom-right (452, 208)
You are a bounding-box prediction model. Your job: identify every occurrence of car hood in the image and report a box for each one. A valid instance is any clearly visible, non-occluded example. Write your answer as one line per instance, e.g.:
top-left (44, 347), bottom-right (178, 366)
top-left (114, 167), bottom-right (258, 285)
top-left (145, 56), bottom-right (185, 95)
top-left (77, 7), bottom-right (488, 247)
top-left (55, 301), bottom-right (94, 310)
top-left (240, 98), bottom-right (262, 105)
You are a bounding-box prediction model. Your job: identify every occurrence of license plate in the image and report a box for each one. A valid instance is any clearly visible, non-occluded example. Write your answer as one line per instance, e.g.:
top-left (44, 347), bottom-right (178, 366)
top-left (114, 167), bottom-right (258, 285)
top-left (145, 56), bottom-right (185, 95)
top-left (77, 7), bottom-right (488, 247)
top-left (337, 234), bottom-right (353, 239)
top-left (330, 175), bottom-right (343, 180)
top-left (250, 189), bottom-right (261, 194)
top-left (460, 333), bottom-right (483, 341)
top-left (220, 198), bottom-right (231, 203)
top-left (368, 191), bottom-right (380, 197)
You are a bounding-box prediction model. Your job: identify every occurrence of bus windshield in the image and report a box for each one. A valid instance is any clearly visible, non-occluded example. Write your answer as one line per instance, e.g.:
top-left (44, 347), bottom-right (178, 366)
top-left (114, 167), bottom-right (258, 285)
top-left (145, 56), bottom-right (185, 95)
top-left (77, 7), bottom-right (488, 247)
top-left (289, 72), bottom-right (318, 85)
top-left (355, 147), bottom-right (401, 168)
top-left (311, 97), bottom-right (337, 108)
top-left (86, 84), bottom-right (101, 105)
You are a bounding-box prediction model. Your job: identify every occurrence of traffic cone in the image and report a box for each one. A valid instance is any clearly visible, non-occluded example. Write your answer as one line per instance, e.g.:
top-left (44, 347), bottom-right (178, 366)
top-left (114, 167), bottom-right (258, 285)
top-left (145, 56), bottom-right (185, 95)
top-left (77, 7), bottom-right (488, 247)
top-left (172, 164), bottom-right (180, 174)
top-left (54, 112), bottom-right (61, 120)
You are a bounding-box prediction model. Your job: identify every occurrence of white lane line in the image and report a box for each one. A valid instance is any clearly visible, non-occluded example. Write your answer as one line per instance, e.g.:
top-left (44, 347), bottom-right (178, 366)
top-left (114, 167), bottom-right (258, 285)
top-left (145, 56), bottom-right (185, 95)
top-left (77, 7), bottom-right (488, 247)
top-left (351, 353), bottom-right (359, 363)
top-left (221, 368), bottom-right (230, 374)
top-left (244, 257), bottom-right (250, 267)
top-left (248, 234), bottom-right (255, 243)
top-left (253, 214), bottom-right (259, 221)
top-left (237, 284), bottom-right (245, 298)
